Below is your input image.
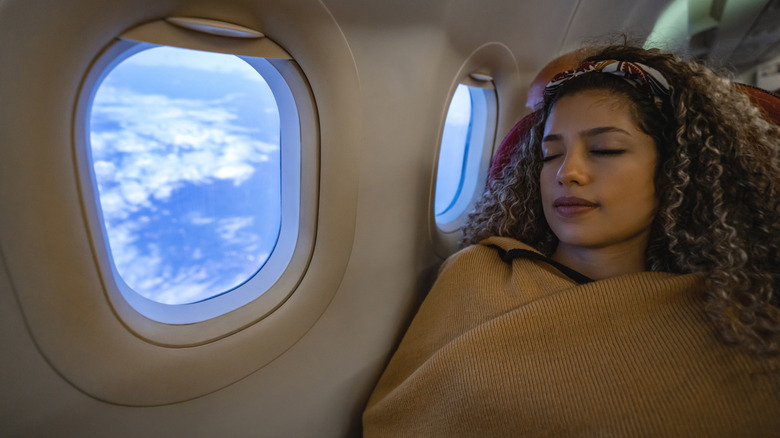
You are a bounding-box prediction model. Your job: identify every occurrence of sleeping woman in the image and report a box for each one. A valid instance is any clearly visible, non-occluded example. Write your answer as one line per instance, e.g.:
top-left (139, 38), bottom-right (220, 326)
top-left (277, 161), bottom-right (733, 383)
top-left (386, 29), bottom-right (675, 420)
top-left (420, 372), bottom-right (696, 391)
top-left (363, 44), bottom-right (780, 436)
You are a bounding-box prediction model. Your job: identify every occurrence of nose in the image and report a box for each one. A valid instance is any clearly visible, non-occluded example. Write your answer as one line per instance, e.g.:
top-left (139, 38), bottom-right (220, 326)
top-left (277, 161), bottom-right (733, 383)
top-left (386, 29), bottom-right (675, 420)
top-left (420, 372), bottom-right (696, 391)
top-left (556, 151), bottom-right (590, 186)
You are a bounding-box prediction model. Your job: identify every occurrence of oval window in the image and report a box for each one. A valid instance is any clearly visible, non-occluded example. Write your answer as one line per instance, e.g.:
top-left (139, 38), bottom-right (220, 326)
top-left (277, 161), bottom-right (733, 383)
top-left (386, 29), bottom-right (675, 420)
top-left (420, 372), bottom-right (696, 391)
top-left (434, 83), bottom-right (497, 229)
top-left (75, 18), bottom-right (317, 335)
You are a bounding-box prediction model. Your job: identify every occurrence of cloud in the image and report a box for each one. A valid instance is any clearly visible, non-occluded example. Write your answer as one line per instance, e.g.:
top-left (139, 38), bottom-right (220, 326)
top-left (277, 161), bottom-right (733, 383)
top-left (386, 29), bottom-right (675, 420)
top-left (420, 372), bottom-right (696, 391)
top-left (89, 75), bottom-right (281, 304)
top-left (90, 85), bottom-right (279, 222)
top-left (107, 217), bottom-right (271, 304)
top-left (217, 217), bottom-right (256, 242)
top-left (445, 85), bottom-right (472, 126)
top-left (125, 46), bottom-right (266, 82)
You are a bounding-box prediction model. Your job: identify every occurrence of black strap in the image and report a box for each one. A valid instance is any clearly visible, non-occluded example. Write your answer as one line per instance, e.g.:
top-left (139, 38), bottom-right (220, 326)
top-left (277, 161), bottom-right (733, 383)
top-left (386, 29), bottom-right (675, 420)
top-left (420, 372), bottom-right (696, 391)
top-left (487, 245), bottom-right (593, 285)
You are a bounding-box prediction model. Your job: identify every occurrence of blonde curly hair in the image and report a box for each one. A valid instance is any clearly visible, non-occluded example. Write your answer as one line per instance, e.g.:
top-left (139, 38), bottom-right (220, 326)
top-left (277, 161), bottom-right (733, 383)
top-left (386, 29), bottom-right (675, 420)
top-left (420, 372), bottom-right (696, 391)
top-left (462, 44), bottom-right (780, 356)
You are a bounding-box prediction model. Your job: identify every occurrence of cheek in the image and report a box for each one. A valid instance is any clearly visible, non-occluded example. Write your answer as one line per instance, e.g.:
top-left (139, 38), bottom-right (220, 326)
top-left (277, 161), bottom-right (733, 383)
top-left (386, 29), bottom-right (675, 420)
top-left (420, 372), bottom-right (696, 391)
top-left (539, 167), bottom-right (557, 221)
top-left (637, 162), bottom-right (658, 201)
top-left (539, 166), bottom-right (555, 197)
top-left (613, 168), bottom-right (657, 213)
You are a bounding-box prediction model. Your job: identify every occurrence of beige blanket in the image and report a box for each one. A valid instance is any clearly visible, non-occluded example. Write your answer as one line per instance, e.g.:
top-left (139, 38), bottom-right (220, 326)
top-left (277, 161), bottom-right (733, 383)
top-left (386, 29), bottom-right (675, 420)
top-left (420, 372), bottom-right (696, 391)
top-left (363, 237), bottom-right (780, 437)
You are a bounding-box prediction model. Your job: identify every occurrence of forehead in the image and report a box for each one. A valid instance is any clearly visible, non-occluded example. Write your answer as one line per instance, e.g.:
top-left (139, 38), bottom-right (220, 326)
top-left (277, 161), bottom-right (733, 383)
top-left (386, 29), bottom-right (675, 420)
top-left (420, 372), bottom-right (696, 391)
top-left (544, 90), bottom-right (640, 133)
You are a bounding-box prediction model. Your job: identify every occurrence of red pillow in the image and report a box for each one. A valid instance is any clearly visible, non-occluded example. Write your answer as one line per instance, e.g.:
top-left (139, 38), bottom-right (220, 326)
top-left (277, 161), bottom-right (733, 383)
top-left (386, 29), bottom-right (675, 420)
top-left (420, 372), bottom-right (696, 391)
top-left (487, 110), bottom-right (540, 180)
top-left (736, 83), bottom-right (780, 126)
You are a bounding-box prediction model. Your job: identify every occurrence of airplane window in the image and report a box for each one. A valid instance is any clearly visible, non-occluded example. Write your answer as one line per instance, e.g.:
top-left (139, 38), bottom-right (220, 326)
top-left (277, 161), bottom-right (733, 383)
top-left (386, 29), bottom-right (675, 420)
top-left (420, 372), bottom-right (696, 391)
top-left (90, 46), bottom-right (281, 305)
top-left (434, 84), bottom-right (471, 216)
top-left (434, 83), bottom-right (496, 229)
top-left (81, 40), bottom-right (313, 325)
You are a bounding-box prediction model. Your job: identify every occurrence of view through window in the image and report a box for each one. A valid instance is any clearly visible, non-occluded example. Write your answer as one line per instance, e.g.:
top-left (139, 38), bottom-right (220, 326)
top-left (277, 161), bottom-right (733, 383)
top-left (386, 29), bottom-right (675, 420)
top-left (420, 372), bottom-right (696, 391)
top-left (89, 46), bottom-right (282, 305)
top-left (434, 84), bottom-right (472, 217)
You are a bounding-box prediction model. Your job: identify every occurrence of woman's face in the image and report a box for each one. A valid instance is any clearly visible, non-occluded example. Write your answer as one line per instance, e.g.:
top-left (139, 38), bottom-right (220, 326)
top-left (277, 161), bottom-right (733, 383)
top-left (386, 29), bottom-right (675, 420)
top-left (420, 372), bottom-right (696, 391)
top-left (540, 89), bottom-right (658, 255)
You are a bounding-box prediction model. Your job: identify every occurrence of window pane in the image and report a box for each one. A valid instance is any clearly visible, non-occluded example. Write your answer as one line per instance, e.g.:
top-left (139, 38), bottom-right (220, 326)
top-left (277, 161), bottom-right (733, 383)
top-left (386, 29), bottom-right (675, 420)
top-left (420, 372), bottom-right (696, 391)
top-left (434, 85), bottom-right (472, 216)
top-left (89, 46), bottom-right (281, 305)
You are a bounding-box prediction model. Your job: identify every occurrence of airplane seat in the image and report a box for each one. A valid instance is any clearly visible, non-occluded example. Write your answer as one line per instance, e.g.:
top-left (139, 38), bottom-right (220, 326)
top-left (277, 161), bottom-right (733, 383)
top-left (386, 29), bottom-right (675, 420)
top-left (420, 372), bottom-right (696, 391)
top-left (736, 83), bottom-right (780, 126)
top-left (487, 84), bottom-right (780, 182)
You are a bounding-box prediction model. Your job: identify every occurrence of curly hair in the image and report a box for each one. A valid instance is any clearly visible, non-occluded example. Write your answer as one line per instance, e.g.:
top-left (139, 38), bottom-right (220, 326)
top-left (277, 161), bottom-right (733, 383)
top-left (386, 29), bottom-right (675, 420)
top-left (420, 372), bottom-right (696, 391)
top-left (462, 44), bottom-right (780, 356)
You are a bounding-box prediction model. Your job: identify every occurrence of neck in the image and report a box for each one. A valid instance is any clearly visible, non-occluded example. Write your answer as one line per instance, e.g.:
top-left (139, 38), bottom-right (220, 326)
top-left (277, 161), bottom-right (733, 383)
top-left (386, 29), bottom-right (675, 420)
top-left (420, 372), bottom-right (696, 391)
top-left (551, 239), bottom-right (649, 281)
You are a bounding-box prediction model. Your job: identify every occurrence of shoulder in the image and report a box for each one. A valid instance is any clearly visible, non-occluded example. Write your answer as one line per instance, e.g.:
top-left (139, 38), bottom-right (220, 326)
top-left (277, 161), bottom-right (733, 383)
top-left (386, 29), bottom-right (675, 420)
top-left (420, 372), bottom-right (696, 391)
top-left (439, 236), bottom-right (541, 274)
top-left (425, 237), bottom-right (553, 311)
top-left (479, 235), bottom-right (542, 253)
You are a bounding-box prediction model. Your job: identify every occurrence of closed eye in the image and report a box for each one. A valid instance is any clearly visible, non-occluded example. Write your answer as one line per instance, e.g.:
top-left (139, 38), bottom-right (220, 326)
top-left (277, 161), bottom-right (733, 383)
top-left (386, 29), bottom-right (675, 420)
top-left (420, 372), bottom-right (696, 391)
top-left (590, 149), bottom-right (626, 156)
top-left (542, 154), bottom-right (562, 162)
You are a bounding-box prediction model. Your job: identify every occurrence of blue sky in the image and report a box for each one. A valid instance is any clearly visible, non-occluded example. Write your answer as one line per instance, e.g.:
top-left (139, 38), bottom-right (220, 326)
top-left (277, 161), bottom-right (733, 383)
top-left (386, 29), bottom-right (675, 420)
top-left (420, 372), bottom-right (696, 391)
top-left (90, 46), bottom-right (282, 304)
top-left (435, 84), bottom-right (472, 216)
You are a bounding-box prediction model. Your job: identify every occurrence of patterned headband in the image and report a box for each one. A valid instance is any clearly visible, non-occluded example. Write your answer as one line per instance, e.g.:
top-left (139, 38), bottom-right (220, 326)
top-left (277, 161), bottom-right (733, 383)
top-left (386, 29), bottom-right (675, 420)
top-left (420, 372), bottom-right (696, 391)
top-left (543, 60), bottom-right (672, 109)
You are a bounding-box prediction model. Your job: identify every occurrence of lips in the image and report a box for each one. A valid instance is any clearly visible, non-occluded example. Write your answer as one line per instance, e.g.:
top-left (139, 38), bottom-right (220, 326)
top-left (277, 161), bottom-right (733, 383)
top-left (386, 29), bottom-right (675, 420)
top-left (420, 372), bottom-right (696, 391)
top-left (553, 196), bottom-right (598, 217)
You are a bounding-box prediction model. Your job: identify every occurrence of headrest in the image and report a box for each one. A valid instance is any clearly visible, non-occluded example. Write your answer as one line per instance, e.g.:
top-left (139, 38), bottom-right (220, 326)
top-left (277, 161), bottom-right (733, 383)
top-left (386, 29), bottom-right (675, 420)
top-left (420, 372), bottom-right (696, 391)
top-left (487, 110), bottom-right (540, 180)
top-left (735, 83), bottom-right (780, 126)
top-left (487, 83), bottom-right (780, 182)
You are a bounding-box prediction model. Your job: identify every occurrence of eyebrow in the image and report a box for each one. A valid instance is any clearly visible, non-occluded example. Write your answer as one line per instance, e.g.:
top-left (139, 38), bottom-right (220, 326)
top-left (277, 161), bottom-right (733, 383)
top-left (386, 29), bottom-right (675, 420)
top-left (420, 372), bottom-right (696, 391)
top-left (542, 126), bottom-right (631, 143)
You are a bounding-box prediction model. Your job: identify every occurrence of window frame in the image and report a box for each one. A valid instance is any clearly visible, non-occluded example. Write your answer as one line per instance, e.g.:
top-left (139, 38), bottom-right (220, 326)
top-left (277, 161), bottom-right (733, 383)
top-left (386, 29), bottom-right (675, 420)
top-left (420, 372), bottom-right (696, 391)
top-left (434, 80), bottom-right (498, 233)
top-left (5, 4), bottom-right (358, 406)
top-left (73, 25), bottom-right (318, 336)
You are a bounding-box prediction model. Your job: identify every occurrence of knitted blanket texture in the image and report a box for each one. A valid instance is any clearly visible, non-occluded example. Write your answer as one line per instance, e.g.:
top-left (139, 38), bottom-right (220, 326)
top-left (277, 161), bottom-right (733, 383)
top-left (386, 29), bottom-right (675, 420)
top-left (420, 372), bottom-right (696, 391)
top-left (363, 236), bottom-right (780, 437)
